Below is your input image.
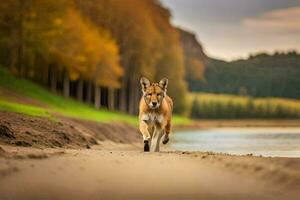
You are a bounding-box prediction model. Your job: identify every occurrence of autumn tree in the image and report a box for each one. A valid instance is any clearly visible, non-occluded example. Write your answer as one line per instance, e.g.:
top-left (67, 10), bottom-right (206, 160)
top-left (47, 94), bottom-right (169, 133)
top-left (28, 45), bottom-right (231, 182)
top-left (75, 0), bottom-right (163, 114)
top-left (75, 0), bottom-right (189, 114)
top-left (50, 8), bottom-right (122, 106)
top-left (145, 0), bottom-right (188, 113)
top-left (0, 0), bottom-right (69, 80)
top-left (0, 0), bottom-right (30, 76)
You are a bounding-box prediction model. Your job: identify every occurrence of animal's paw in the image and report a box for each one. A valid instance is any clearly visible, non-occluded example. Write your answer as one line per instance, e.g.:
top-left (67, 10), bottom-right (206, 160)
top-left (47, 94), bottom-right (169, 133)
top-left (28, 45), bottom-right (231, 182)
top-left (162, 135), bottom-right (169, 144)
top-left (144, 140), bottom-right (150, 152)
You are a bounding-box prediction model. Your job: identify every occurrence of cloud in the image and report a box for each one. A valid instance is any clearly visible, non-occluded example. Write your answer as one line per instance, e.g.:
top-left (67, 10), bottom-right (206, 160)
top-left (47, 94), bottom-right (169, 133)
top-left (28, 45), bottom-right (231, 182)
top-left (164, 1), bottom-right (300, 60)
top-left (243, 7), bottom-right (300, 32)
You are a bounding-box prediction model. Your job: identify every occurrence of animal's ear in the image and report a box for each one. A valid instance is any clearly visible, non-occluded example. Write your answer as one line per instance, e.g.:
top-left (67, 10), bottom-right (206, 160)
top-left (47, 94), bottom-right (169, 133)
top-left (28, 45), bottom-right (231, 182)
top-left (159, 78), bottom-right (168, 91)
top-left (140, 77), bottom-right (150, 92)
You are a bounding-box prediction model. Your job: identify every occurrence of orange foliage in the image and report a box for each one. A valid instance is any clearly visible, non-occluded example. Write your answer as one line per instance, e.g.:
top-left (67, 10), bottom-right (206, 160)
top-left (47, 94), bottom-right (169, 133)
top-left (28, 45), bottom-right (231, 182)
top-left (51, 8), bottom-right (122, 88)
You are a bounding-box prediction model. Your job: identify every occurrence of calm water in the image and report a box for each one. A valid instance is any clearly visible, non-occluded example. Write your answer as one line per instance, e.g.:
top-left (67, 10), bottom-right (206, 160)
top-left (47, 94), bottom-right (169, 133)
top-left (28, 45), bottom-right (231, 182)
top-left (171, 128), bottom-right (300, 157)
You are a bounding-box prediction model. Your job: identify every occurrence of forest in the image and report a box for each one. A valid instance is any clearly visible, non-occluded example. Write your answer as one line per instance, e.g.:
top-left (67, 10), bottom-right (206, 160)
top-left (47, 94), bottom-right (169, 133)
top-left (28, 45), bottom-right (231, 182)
top-left (0, 0), bottom-right (188, 115)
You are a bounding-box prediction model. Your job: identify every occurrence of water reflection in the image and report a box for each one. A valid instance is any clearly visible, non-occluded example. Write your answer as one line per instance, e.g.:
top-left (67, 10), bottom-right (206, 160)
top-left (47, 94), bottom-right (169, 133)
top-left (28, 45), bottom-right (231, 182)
top-left (171, 128), bottom-right (300, 157)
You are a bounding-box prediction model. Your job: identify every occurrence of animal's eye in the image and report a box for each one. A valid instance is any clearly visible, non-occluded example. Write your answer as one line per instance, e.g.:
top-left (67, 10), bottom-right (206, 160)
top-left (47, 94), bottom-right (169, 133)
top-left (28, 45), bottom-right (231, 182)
top-left (148, 93), bottom-right (152, 96)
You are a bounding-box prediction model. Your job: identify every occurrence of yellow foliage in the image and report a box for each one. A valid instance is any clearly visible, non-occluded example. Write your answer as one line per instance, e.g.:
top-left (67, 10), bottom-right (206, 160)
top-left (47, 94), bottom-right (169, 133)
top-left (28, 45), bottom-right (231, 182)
top-left (51, 8), bottom-right (122, 87)
top-left (53, 18), bottom-right (63, 26)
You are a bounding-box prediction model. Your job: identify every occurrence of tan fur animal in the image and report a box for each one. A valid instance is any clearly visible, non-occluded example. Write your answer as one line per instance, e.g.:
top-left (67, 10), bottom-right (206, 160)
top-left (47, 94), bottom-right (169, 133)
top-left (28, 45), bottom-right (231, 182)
top-left (139, 77), bottom-right (173, 152)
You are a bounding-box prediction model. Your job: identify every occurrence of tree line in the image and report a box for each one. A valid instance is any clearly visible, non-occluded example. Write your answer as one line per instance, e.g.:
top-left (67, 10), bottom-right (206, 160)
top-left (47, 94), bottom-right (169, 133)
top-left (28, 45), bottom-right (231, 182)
top-left (190, 93), bottom-right (300, 119)
top-left (189, 51), bottom-right (300, 99)
top-left (0, 0), bottom-right (189, 115)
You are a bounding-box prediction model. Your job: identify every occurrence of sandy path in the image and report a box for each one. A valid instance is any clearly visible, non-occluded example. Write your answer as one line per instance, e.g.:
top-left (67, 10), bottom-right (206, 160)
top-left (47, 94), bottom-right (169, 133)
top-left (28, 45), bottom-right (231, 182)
top-left (1, 148), bottom-right (299, 200)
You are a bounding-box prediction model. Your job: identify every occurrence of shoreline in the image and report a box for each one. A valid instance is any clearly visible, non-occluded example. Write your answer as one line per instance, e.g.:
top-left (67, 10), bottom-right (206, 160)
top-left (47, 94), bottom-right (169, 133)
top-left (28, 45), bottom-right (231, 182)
top-left (1, 111), bottom-right (300, 199)
top-left (174, 119), bottom-right (300, 131)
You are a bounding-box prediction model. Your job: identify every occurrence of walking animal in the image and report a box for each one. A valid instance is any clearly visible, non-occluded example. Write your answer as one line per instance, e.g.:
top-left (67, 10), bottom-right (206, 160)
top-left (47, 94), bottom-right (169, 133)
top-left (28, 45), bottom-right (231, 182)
top-left (139, 77), bottom-right (173, 152)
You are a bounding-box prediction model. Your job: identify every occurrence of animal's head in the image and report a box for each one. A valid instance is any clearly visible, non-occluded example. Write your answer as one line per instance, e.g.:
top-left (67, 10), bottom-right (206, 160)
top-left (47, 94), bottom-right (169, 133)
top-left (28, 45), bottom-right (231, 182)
top-left (140, 77), bottom-right (168, 109)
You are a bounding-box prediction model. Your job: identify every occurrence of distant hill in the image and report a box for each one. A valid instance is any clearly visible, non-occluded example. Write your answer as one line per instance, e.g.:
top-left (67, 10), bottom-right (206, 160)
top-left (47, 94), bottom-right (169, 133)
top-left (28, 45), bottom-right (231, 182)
top-left (178, 29), bottom-right (300, 99)
top-left (205, 52), bottom-right (300, 99)
top-left (177, 28), bottom-right (208, 88)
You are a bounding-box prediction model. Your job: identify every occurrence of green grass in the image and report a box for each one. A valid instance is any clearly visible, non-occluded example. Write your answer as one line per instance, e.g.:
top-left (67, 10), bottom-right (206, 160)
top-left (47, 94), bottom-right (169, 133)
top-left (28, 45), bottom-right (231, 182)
top-left (190, 92), bottom-right (300, 119)
top-left (0, 67), bottom-right (191, 126)
top-left (0, 99), bottom-right (51, 118)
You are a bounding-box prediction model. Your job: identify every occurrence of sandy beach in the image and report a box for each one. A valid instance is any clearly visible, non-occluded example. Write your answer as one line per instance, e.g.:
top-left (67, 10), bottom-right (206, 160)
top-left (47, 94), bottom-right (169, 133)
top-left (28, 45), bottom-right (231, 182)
top-left (0, 148), bottom-right (300, 199)
top-left (1, 112), bottom-right (300, 200)
top-left (1, 145), bottom-right (300, 200)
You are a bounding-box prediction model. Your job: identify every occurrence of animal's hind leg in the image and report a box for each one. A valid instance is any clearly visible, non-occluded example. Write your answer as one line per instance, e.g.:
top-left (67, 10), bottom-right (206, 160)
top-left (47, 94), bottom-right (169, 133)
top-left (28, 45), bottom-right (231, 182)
top-left (150, 128), bottom-right (164, 152)
top-left (162, 121), bottom-right (171, 144)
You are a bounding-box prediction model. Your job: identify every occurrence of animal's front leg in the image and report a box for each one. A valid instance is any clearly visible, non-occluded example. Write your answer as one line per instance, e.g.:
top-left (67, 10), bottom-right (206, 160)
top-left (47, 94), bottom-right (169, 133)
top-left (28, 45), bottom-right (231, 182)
top-left (150, 127), bottom-right (164, 152)
top-left (139, 121), bottom-right (151, 152)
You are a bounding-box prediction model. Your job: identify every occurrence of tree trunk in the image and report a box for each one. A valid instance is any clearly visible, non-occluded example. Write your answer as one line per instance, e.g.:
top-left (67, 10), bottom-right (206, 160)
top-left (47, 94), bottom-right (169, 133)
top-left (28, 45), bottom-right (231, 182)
top-left (9, 48), bottom-right (18, 73)
top-left (17, 0), bottom-right (25, 77)
top-left (128, 78), bottom-right (136, 115)
top-left (135, 86), bottom-right (140, 114)
top-left (63, 70), bottom-right (70, 98)
top-left (86, 81), bottom-right (92, 104)
top-left (94, 86), bottom-right (101, 109)
top-left (77, 78), bottom-right (83, 101)
top-left (108, 87), bottom-right (115, 110)
top-left (119, 76), bottom-right (128, 113)
top-left (50, 67), bottom-right (57, 93)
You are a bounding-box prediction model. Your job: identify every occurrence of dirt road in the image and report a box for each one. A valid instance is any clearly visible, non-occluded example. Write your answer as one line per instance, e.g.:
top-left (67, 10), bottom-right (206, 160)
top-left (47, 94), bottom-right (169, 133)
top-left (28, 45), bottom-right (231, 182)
top-left (1, 147), bottom-right (299, 200)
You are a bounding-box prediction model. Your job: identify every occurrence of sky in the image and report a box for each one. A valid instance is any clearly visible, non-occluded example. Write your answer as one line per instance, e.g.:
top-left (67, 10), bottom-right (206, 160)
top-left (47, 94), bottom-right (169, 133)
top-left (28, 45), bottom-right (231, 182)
top-left (161, 0), bottom-right (300, 61)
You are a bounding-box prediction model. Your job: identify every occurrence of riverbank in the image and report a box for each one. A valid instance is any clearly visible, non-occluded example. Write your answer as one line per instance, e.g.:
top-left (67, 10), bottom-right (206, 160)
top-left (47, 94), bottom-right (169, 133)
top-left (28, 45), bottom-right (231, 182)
top-left (0, 111), bottom-right (141, 149)
top-left (1, 112), bottom-right (300, 199)
top-left (175, 119), bottom-right (300, 131)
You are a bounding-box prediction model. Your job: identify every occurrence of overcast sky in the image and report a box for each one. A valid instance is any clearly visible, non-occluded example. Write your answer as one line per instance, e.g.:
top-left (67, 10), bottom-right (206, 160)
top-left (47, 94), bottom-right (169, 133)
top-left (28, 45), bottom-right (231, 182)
top-left (161, 0), bottom-right (300, 61)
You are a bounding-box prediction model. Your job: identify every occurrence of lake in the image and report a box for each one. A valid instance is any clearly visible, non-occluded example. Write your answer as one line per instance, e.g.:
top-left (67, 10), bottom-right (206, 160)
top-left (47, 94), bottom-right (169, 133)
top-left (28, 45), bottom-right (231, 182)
top-left (171, 128), bottom-right (300, 157)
